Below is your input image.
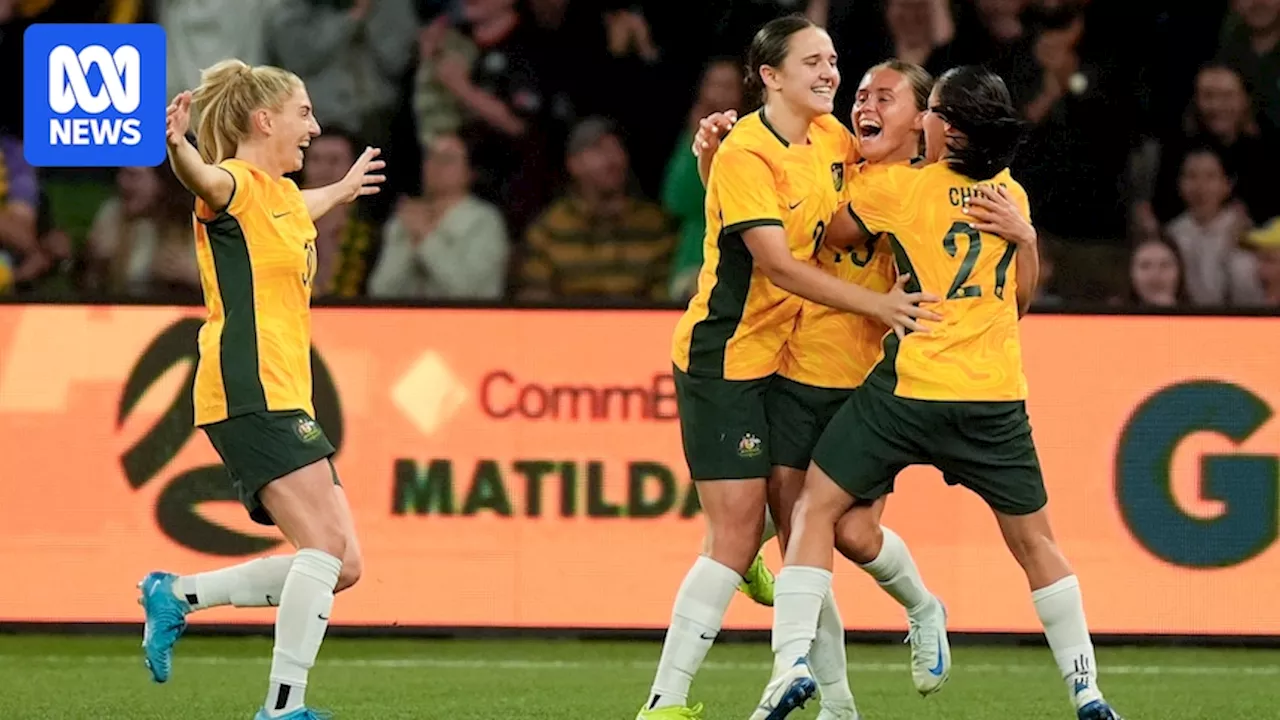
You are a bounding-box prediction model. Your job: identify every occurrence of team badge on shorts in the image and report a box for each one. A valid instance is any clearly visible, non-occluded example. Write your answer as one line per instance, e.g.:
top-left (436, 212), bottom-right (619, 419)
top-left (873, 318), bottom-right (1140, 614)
top-left (295, 417), bottom-right (322, 443)
top-left (738, 432), bottom-right (763, 458)
top-left (831, 162), bottom-right (845, 191)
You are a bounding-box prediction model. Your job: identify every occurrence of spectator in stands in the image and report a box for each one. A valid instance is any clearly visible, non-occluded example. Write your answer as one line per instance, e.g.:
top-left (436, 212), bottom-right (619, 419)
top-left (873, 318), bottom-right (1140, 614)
top-left (1244, 217), bottom-right (1280, 305)
top-left (413, 14), bottom-right (477, 150)
top-left (1217, 0), bottom-right (1280, 135)
top-left (878, 0), bottom-right (958, 76)
top-left (430, 0), bottom-right (570, 234)
top-left (517, 117), bottom-right (675, 301)
top-left (155, 0), bottom-right (273, 103)
top-left (301, 132), bottom-right (379, 298)
top-left (368, 133), bottom-right (509, 299)
top-left (951, 0), bottom-right (1028, 67)
top-left (0, 134), bottom-right (43, 295)
top-left (267, 0), bottom-right (417, 147)
top-left (662, 58), bottom-right (743, 302)
top-left (1004, 0), bottom-right (1143, 296)
top-left (1147, 64), bottom-right (1280, 226)
top-left (1164, 146), bottom-right (1264, 305)
top-left (1121, 235), bottom-right (1190, 308)
top-left (85, 165), bottom-right (200, 300)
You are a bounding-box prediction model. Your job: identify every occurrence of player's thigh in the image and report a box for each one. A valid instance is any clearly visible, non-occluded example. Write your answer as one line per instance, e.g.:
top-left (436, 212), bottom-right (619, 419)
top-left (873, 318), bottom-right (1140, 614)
top-left (810, 387), bottom-right (921, 504)
top-left (765, 375), bottom-right (853, 471)
top-left (201, 409), bottom-right (338, 527)
top-left (673, 367), bottom-right (773, 481)
top-left (936, 401), bottom-right (1048, 516)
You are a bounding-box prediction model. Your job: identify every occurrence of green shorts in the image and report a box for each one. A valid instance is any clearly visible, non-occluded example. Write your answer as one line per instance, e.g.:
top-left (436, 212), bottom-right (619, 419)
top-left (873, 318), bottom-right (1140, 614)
top-left (201, 409), bottom-right (339, 525)
top-left (673, 367), bottom-right (772, 480)
top-left (765, 376), bottom-right (854, 470)
top-left (811, 386), bottom-right (1047, 515)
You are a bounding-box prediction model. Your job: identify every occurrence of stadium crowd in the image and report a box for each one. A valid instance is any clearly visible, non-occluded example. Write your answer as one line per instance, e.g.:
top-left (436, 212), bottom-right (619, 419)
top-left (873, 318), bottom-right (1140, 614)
top-left (1, 0), bottom-right (1279, 309)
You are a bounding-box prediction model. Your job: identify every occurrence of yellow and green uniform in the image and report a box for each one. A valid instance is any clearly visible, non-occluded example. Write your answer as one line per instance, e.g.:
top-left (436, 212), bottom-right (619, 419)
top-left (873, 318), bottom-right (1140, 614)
top-left (669, 110), bottom-right (852, 480)
top-left (812, 162), bottom-right (1047, 515)
top-left (193, 159), bottom-right (337, 524)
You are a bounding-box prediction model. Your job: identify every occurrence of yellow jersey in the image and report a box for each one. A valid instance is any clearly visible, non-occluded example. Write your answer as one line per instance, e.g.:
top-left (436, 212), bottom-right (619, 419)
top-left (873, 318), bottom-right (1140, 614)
top-left (672, 110), bottom-right (853, 380)
top-left (847, 162), bottom-right (1031, 401)
top-left (192, 159), bottom-right (318, 426)
top-left (779, 159), bottom-right (906, 389)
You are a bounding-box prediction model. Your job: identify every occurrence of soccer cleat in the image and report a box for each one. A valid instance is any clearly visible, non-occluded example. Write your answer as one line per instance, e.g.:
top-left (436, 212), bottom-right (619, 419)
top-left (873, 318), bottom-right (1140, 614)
top-left (138, 571), bottom-right (190, 683)
top-left (738, 552), bottom-right (775, 606)
top-left (749, 657), bottom-right (818, 720)
top-left (905, 596), bottom-right (951, 696)
top-left (634, 702), bottom-right (704, 719)
top-left (1076, 700), bottom-right (1124, 720)
top-left (253, 709), bottom-right (332, 720)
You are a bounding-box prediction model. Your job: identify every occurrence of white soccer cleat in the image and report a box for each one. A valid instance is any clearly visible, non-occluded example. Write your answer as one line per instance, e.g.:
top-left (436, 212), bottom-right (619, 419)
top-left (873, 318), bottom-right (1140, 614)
top-left (906, 596), bottom-right (951, 696)
top-left (749, 658), bottom-right (818, 720)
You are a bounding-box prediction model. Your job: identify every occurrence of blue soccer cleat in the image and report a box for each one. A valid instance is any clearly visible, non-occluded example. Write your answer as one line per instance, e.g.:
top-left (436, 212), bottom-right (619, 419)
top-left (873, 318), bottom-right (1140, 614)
top-left (749, 657), bottom-right (818, 720)
top-left (1077, 700), bottom-right (1125, 720)
top-left (138, 571), bottom-right (190, 683)
top-left (253, 708), bottom-right (332, 720)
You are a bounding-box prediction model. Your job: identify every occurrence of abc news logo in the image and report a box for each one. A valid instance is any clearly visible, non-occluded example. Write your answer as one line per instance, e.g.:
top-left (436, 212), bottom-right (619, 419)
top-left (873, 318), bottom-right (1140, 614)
top-left (47, 44), bottom-right (143, 146)
top-left (23, 24), bottom-right (166, 168)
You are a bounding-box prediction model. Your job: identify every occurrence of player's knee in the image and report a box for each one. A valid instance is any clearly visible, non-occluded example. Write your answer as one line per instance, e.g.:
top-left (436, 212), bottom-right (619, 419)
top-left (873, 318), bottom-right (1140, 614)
top-left (704, 515), bottom-right (765, 575)
top-left (336, 551), bottom-right (362, 592)
top-left (835, 511), bottom-right (881, 565)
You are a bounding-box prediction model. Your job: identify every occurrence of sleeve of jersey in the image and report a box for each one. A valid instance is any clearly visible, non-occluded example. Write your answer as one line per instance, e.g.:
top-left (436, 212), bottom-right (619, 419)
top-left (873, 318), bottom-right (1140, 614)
top-left (217, 161), bottom-right (257, 217)
top-left (844, 165), bottom-right (914, 235)
top-left (712, 148), bottom-right (783, 234)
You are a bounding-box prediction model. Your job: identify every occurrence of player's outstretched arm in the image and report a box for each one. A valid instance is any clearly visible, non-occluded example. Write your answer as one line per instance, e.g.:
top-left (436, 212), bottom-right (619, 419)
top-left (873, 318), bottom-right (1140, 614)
top-left (966, 185), bottom-right (1039, 317)
top-left (300, 146), bottom-right (387, 220)
top-left (742, 225), bottom-right (941, 337)
top-left (165, 92), bottom-right (233, 211)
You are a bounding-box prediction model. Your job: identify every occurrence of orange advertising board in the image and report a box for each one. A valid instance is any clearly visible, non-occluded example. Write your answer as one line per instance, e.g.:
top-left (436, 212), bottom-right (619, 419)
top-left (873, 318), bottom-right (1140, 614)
top-left (1, 305), bottom-right (1279, 635)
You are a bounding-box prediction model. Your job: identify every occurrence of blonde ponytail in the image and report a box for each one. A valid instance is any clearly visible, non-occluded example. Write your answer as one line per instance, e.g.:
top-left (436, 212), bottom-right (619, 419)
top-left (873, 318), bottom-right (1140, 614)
top-left (191, 59), bottom-right (302, 164)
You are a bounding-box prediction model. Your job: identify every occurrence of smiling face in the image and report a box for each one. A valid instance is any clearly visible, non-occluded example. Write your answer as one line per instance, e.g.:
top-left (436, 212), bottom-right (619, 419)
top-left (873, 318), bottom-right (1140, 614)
top-left (257, 84), bottom-right (321, 174)
top-left (853, 65), bottom-right (926, 164)
top-left (760, 26), bottom-right (840, 117)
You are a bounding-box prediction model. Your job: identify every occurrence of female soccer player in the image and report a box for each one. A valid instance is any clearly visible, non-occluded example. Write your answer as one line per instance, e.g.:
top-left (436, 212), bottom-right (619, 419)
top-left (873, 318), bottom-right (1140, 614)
top-left (692, 59), bottom-right (1039, 704)
top-left (756, 66), bottom-right (1125, 720)
top-left (136, 59), bottom-right (384, 720)
top-left (641, 16), bottom-right (941, 720)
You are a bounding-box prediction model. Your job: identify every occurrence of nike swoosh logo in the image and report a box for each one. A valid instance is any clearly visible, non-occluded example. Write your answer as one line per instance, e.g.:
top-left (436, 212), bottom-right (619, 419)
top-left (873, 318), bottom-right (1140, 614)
top-left (272, 211), bottom-right (291, 218)
top-left (318, 614), bottom-right (330, 621)
top-left (789, 200), bottom-right (803, 210)
top-left (699, 632), bottom-right (717, 640)
top-left (928, 638), bottom-right (946, 676)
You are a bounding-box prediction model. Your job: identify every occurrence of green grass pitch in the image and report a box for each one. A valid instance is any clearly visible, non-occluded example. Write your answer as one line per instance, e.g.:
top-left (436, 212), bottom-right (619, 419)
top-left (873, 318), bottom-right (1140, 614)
top-left (1, 635), bottom-right (1278, 719)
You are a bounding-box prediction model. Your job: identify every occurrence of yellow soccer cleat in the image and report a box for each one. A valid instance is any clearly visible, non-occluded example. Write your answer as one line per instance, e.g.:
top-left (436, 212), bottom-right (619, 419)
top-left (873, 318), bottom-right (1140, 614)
top-left (635, 702), bottom-right (705, 719)
top-left (738, 551), bottom-right (775, 606)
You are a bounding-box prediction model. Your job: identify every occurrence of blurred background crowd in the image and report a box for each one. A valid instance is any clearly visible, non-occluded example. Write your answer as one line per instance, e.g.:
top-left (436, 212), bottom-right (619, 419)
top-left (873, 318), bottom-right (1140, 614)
top-left (1, 0), bottom-right (1279, 310)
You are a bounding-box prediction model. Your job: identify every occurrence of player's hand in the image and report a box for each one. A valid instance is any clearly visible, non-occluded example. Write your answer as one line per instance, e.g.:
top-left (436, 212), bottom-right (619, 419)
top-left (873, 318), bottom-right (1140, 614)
top-left (340, 146), bottom-right (387, 203)
top-left (692, 110), bottom-right (737, 158)
top-left (880, 274), bottom-right (941, 339)
top-left (166, 91), bottom-right (192, 148)
top-left (966, 185), bottom-right (1035, 246)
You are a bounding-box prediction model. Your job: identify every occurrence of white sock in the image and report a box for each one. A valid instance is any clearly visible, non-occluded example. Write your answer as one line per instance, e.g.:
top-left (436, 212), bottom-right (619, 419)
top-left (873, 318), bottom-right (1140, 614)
top-left (174, 556), bottom-right (295, 610)
top-left (1032, 575), bottom-right (1101, 708)
top-left (858, 526), bottom-right (932, 615)
top-left (646, 556), bottom-right (741, 709)
top-left (772, 566), bottom-right (832, 676)
top-left (809, 589), bottom-right (855, 709)
top-left (264, 549), bottom-right (342, 717)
